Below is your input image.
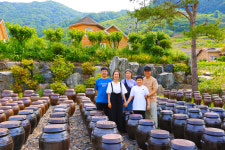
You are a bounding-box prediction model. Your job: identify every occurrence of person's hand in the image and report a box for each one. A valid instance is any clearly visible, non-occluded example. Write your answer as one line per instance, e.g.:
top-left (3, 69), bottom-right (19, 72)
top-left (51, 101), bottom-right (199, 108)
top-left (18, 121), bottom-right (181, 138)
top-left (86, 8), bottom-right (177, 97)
top-left (124, 102), bottom-right (128, 108)
top-left (147, 105), bottom-right (150, 111)
top-left (108, 103), bottom-right (112, 109)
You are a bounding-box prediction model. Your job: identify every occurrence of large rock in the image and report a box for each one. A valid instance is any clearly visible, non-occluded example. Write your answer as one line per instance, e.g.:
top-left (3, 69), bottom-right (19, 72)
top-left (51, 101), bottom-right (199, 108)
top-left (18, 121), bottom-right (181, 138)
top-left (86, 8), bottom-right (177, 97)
top-left (65, 73), bottom-right (84, 88)
top-left (187, 75), bottom-right (192, 84)
top-left (155, 66), bottom-right (164, 75)
top-left (137, 64), bottom-right (156, 77)
top-left (74, 67), bottom-right (83, 74)
top-left (179, 84), bottom-right (192, 90)
top-left (157, 84), bottom-right (164, 95)
top-left (0, 71), bottom-right (14, 92)
top-left (174, 71), bottom-right (185, 84)
top-left (92, 66), bottom-right (101, 77)
top-left (128, 62), bottom-right (139, 76)
top-left (164, 64), bottom-right (174, 73)
top-left (5, 62), bottom-right (21, 69)
top-left (156, 72), bottom-right (175, 89)
top-left (109, 56), bottom-right (129, 79)
top-left (39, 65), bottom-right (53, 83)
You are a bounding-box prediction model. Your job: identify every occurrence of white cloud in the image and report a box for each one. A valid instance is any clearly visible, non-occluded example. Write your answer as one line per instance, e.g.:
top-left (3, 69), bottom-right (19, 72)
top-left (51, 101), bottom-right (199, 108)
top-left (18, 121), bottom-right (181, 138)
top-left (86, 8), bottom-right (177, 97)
top-left (0, 0), bottom-right (140, 12)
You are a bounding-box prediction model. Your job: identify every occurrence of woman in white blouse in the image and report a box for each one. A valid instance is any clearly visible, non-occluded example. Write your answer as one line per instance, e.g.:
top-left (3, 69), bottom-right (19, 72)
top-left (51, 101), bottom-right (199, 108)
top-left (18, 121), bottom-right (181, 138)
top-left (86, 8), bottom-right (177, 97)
top-left (106, 70), bottom-right (127, 132)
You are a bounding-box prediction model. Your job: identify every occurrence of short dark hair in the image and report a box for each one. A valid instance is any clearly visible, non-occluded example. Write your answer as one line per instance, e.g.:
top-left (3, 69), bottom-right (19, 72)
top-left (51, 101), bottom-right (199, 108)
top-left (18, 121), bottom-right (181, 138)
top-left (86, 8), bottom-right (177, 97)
top-left (136, 75), bottom-right (143, 80)
top-left (101, 66), bottom-right (108, 71)
top-left (113, 70), bottom-right (120, 77)
top-left (144, 66), bottom-right (151, 71)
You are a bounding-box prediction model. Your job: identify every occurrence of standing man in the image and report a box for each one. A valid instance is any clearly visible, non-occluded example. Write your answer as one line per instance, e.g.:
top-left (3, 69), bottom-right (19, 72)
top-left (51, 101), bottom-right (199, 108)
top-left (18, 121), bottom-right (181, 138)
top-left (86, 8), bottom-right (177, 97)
top-left (95, 67), bottom-right (112, 118)
top-left (143, 66), bottom-right (158, 128)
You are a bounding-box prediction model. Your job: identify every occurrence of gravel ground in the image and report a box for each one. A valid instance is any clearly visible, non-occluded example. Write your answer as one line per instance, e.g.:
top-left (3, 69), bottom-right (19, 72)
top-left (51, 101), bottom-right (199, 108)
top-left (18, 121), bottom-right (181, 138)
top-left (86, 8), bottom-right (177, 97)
top-left (21, 104), bottom-right (140, 150)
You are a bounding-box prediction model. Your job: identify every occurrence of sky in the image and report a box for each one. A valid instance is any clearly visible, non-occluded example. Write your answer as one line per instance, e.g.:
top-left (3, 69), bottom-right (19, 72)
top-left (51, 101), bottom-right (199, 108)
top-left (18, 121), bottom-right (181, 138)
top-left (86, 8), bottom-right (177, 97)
top-left (0, 0), bottom-right (140, 13)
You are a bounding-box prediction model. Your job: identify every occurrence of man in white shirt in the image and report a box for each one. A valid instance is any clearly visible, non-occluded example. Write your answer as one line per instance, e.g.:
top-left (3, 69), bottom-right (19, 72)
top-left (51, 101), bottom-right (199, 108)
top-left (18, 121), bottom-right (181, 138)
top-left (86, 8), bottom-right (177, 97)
top-left (124, 75), bottom-right (149, 119)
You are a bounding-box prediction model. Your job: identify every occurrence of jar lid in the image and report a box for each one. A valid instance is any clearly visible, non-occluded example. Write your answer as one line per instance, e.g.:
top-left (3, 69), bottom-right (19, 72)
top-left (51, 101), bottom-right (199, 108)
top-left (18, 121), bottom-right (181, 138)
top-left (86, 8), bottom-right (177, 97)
top-left (150, 129), bottom-right (170, 138)
top-left (204, 112), bottom-right (219, 118)
top-left (9, 115), bottom-right (27, 121)
top-left (43, 124), bottom-right (66, 133)
top-left (166, 103), bottom-right (175, 107)
top-left (32, 101), bottom-right (43, 105)
top-left (30, 105), bottom-right (41, 108)
top-left (129, 114), bottom-right (143, 120)
top-left (2, 90), bottom-right (13, 93)
top-left (59, 98), bottom-right (68, 101)
top-left (138, 119), bottom-right (154, 126)
top-left (188, 108), bottom-right (200, 113)
top-left (66, 89), bottom-right (75, 92)
top-left (20, 97), bottom-right (31, 100)
top-left (77, 93), bottom-right (86, 96)
top-left (86, 88), bottom-right (94, 91)
top-left (18, 110), bottom-right (33, 115)
top-left (25, 106), bottom-right (38, 111)
top-left (204, 128), bottom-right (225, 136)
top-left (53, 108), bottom-right (67, 113)
top-left (31, 94), bottom-right (39, 96)
top-left (102, 134), bottom-right (123, 144)
top-left (170, 139), bottom-right (196, 150)
top-left (85, 106), bottom-right (96, 111)
top-left (82, 100), bottom-right (92, 104)
top-left (50, 112), bottom-right (67, 118)
top-left (158, 102), bottom-right (166, 105)
top-left (167, 100), bottom-right (177, 103)
top-left (91, 116), bottom-right (108, 122)
top-left (44, 89), bottom-right (53, 92)
top-left (51, 93), bottom-right (59, 96)
top-left (89, 110), bottom-right (104, 116)
top-left (55, 105), bottom-right (68, 109)
top-left (24, 90), bottom-right (34, 93)
top-left (63, 100), bottom-right (74, 104)
top-left (39, 100), bottom-right (47, 103)
top-left (15, 101), bottom-right (24, 104)
top-left (0, 128), bottom-right (10, 136)
top-left (6, 103), bottom-right (18, 106)
top-left (96, 121), bottom-right (116, 129)
top-left (40, 97), bottom-right (50, 100)
top-left (211, 107), bottom-right (225, 112)
top-left (176, 106), bottom-right (187, 110)
top-left (160, 110), bottom-right (173, 115)
top-left (187, 118), bottom-right (205, 125)
top-left (186, 103), bottom-right (196, 106)
top-left (173, 114), bottom-right (188, 120)
top-left (0, 121), bottom-right (22, 128)
top-left (48, 118), bottom-right (68, 124)
top-left (10, 93), bottom-right (18, 97)
top-left (83, 103), bottom-right (95, 108)
top-left (197, 105), bottom-right (208, 109)
top-left (0, 106), bottom-right (12, 110)
top-left (0, 99), bottom-right (9, 102)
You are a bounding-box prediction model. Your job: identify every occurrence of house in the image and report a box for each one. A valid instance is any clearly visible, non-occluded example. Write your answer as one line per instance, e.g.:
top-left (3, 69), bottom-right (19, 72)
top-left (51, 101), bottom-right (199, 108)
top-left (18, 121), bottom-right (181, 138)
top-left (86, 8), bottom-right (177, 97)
top-left (69, 16), bottom-right (128, 49)
top-left (197, 47), bottom-right (221, 61)
top-left (0, 19), bottom-right (8, 42)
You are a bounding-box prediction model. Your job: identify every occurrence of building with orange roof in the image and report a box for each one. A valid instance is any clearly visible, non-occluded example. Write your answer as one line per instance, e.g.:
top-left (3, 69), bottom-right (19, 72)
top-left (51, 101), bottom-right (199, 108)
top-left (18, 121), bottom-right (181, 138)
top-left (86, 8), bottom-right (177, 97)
top-left (0, 19), bottom-right (8, 42)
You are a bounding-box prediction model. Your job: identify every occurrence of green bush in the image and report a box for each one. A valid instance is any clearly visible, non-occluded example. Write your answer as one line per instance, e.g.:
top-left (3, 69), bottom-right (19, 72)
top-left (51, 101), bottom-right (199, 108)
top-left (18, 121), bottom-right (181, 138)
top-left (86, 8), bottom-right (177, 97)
top-left (149, 45), bottom-right (165, 56)
top-left (142, 31), bottom-right (157, 52)
top-left (26, 80), bottom-right (39, 90)
top-left (11, 65), bottom-right (29, 84)
top-left (33, 74), bottom-right (45, 83)
top-left (50, 82), bottom-right (68, 95)
top-left (84, 77), bottom-right (96, 88)
top-left (174, 63), bottom-right (188, 72)
top-left (157, 31), bottom-right (170, 41)
top-left (159, 39), bottom-right (172, 49)
top-left (51, 42), bottom-right (65, 55)
top-left (82, 62), bottom-right (96, 75)
top-left (75, 84), bottom-right (86, 93)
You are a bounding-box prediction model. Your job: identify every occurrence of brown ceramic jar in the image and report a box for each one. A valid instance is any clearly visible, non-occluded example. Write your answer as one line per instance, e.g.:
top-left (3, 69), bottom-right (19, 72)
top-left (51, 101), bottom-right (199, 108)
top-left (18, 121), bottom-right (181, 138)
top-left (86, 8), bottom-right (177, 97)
top-left (100, 134), bottom-right (125, 150)
top-left (79, 99), bottom-right (92, 112)
top-left (40, 97), bottom-right (50, 107)
top-left (163, 90), bottom-right (170, 98)
top-left (25, 106), bottom-right (41, 124)
top-left (197, 105), bottom-right (209, 115)
top-left (176, 91), bottom-right (184, 101)
top-left (39, 124), bottom-right (70, 150)
top-left (92, 121), bottom-right (118, 150)
top-left (194, 96), bottom-right (202, 105)
top-left (211, 107), bottom-right (225, 121)
top-left (0, 106), bottom-right (14, 120)
top-left (62, 100), bottom-right (75, 116)
top-left (10, 93), bottom-right (19, 101)
top-left (20, 97), bottom-right (31, 107)
top-left (53, 108), bottom-right (68, 114)
top-left (50, 112), bottom-right (69, 120)
top-left (185, 92), bottom-right (192, 102)
top-left (14, 101), bottom-right (25, 111)
top-left (167, 99), bottom-right (177, 104)
top-left (123, 110), bottom-right (133, 133)
top-left (0, 99), bottom-right (9, 106)
top-left (29, 105), bottom-right (43, 117)
top-left (159, 98), bottom-right (168, 102)
top-left (47, 118), bottom-right (70, 133)
top-left (86, 110), bottom-right (104, 128)
top-left (159, 110), bottom-right (173, 132)
top-left (165, 103), bottom-right (175, 112)
top-left (23, 90), bottom-right (34, 97)
top-left (65, 89), bottom-right (76, 101)
top-left (214, 98), bottom-right (223, 108)
top-left (42, 89), bottom-right (53, 98)
top-left (0, 110), bottom-right (6, 123)
top-left (76, 93), bottom-right (86, 105)
top-left (83, 106), bottom-right (97, 123)
top-left (50, 94), bottom-right (60, 106)
top-left (146, 129), bottom-right (170, 150)
top-left (55, 104), bottom-right (71, 116)
top-left (175, 106), bottom-right (187, 114)
top-left (127, 114), bottom-right (143, 140)
top-left (81, 103), bottom-right (95, 117)
top-left (136, 119), bottom-right (156, 150)
top-left (30, 94), bottom-right (40, 102)
top-left (0, 121), bottom-right (25, 150)
top-left (38, 100), bottom-right (49, 111)
top-left (185, 103), bottom-right (196, 109)
top-left (58, 98), bottom-right (68, 105)
top-left (8, 115), bottom-right (31, 143)
top-left (32, 101), bottom-right (45, 114)
top-left (188, 108), bottom-right (203, 119)
top-left (176, 101), bottom-right (186, 106)
top-left (18, 110), bottom-right (37, 133)
top-left (172, 114), bottom-right (188, 139)
top-left (6, 103), bottom-right (20, 115)
top-left (158, 102), bottom-right (166, 110)
top-left (85, 88), bottom-right (95, 102)
top-left (170, 90), bottom-right (177, 99)
top-left (0, 128), bottom-right (14, 150)
top-left (204, 112), bottom-right (221, 128)
top-left (1, 90), bottom-right (13, 98)
top-left (170, 139), bottom-right (197, 150)
top-left (204, 96), bottom-right (212, 106)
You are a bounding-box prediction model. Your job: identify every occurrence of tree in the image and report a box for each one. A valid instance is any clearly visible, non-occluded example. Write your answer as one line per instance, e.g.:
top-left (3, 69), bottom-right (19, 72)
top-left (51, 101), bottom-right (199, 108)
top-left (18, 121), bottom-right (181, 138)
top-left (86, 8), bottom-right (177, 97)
top-left (43, 28), bottom-right (64, 42)
top-left (129, 0), bottom-right (225, 91)
top-left (110, 31), bottom-right (124, 48)
top-left (68, 29), bottom-right (85, 47)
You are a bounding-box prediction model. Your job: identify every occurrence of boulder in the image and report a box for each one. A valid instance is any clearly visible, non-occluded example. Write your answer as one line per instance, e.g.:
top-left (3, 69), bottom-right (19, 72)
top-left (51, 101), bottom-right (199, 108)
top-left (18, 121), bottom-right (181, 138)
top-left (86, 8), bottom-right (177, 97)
top-left (128, 62), bottom-right (139, 76)
top-left (109, 56), bottom-right (129, 79)
top-left (65, 73), bottom-right (84, 88)
top-left (137, 64), bottom-right (156, 77)
top-left (174, 71), bottom-right (185, 84)
top-left (155, 66), bottom-right (164, 75)
top-left (74, 67), bottom-right (83, 74)
top-left (179, 84), bottom-right (192, 90)
top-left (156, 72), bottom-right (175, 89)
top-left (39, 65), bottom-right (53, 83)
top-left (157, 84), bottom-right (164, 95)
top-left (5, 62), bottom-right (21, 69)
top-left (187, 75), bottom-right (192, 84)
top-left (0, 71), bottom-right (14, 91)
top-left (164, 64), bottom-right (174, 73)
top-left (92, 66), bottom-right (101, 77)
top-left (37, 83), bottom-right (51, 90)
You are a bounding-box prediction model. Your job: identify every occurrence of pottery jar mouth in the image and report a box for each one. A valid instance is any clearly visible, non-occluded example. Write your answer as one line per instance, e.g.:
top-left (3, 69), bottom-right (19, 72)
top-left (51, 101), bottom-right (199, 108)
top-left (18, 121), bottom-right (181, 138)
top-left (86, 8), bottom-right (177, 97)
top-left (150, 129), bottom-right (170, 139)
top-left (102, 134), bottom-right (123, 144)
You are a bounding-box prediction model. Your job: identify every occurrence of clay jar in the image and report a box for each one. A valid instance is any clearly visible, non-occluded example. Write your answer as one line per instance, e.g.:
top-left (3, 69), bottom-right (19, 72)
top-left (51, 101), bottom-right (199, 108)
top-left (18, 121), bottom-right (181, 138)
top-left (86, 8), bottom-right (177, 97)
top-left (10, 93), bottom-right (19, 101)
top-left (157, 107), bottom-right (162, 126)
top-left (197, 105), bottom-right (209, 115)
top-left (176, 91), bottom-right (184, 101)
top-left (185, 93), bottom-right (192, 102)
top-left (1, 90), bottom-right (13, 98)
top-left (184, 118), bottom-right (205, 149)
top-left (175, 106), bottom-right (187, 114)
top-left (165, 103), bottom-right (175, 112)
top-left (14, 101), bottom-right (25, 111)
top-left (127, 114), bottom-right (143, 140)
top-left (63, 100), bottom-right (75, 116)
top-left (85, 88), bottom-right (95, 102)
top-left (86, 110), bottom-right (104, 128)
top-left (6, 103), bottom-right (20, 115)
top-left (172, 114), bottom-right (188, 139)
top-left (176, 101), bottom-right (186, 106)
top-left (188, 108), bottom-right (203, 119)
top-left (123, 110), bottom-right (133, 133)
top-left (159, 98), bottom-right (168, 103)
top-left (94, 96), bottom-right (97, 105)
top-left (3, 97), bottom-right (13, 103)
top-left (211, 107), bottom-right (225, 121)
top-left (50, 94), bottom-right (60, 106)
top-left (0, 106), bottom-right (14, 120)
top-left (0, 110), bottom-right (6, 123)
top-left (53, 108), bottom-right (68, 114)
top-left (222, 119), bottom-right (225, 131)
top-left (58, 98), bottom-right (68, 105)
top-left (40, 97), bottom-right (50, 107)
top-left (222, 95), bottom-right (225, 103)
top-left (158, 102), bottom-right (166, 110)
top-left (170, 90), bottom-right (177, 99)
top-left (76, 93), bottom-right (86, 105)
top-left (48, 118), bottom-right (70, 133)
top-left (20, 97), bottom-right (31, 107)
top-left (185, 103), bottom-right (196, 109)
top-left (29, 105), bottom-right (43, 117)
top-left (194, 96), bottom-right (202, 105)
top-left (81, 103), bottom-right (95, 117)
top-left (159, 110), bottom-right (173, 132)
top-left (92, 121), bottom-right (118, 150)
top-left (8, 115), bottom-right (31, 143)
top-left (170, 139), bottom-right (197, 150)
top-left (204, 112), bottom-right (221, 128)
top-left (214, 98), bottom-right (223, 108)
top-left (39, 124), bottom-right (70, 150)
top-left (65, 89), bottom-right (76, 101)
top-left (23, 90), bottom-right (34, 97)
top-left (146, 129), bottom-right (170, 150)
top-left (50, 112), bottom-right (69, 120)
top-left (0, 121), bottom-right (25, 150)
top-left (0, 99), bottom-right (9, 106)
top-left (201, 128), bottom-right (225, 150)
top-left (25, 106), bottom-right (41, 124)
top-left (18, 110), bottom-right (37, 134)
top-left (167, 99), bottom-right (177, 104)
top-left (83, 106), bottom-right (97, 124)
top-left (88, 115), bottom-right (109, 139)
top-left (0, 128), bottom-right (14, 150)
top-left (32, 101), bottom-right (46, 114)
top-left (42, 89), bottom-right (53, 98)
top-left (38, 100), bottom-right (49, 111)
top-left (79, 99), bottom-right (92, 111)
top-left (204, 96), bottom-right (212, 106)
top-left (100, 134), bottom-right (125, 150)
top-left (164, 90), bottom-right (170, 98)
top-left (30, 94), bottom-right (40, 102)
top-left (136, 119), bottom-right (156, 150)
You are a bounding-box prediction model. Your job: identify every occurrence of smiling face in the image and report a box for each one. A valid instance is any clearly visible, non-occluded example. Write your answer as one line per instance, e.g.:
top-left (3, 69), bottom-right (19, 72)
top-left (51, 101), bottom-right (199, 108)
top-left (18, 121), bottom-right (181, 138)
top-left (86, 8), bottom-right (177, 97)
top-left (136, 78), bottom-right (143, 86)
top-left (125, 71), bottom-right (132, 80)
top-left (101, 69), bottom-right (108, 78)
top-left (113, 71), bottom-right (120, 80)
top-left (144, 70), bottom-right (151, 78)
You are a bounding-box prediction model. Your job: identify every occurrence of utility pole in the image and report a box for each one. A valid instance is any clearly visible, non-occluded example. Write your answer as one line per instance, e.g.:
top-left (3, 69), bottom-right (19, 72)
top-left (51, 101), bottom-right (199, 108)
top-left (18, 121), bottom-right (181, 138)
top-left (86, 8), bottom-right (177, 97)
top-left (134, 18), bottom-right (138, 33)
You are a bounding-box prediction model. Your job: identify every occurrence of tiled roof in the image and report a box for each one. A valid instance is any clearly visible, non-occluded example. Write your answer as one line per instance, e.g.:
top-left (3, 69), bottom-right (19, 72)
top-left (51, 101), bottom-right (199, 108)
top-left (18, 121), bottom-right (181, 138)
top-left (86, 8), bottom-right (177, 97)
top-left (70, 16), bottom-right (105, 29)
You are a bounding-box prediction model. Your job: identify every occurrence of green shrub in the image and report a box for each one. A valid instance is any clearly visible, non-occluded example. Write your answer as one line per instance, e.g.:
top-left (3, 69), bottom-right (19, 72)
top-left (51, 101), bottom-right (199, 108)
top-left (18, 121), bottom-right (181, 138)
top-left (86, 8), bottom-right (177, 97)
top-left (174, 63), bottom-right (188, 72)
top-left (142, 31), bottom-right (157, 52)
top-left (50, 82), bottom-right (68, 95)
top-left (159, 39), bottom-right (172, 49)
top-left (51, 42), bottom-right (65, 55)
top-left (84, 77), bottom-right (96, 88)
top-left (33, 74), bottom-right (45, 83)
top-left (26, 80), bottom-right (39, 90)
top-left (157, 31), bottom-right (170, 41)
top-left (149, 45), bottom-right (165, 56)
top-left (75, 84), bottom-right (86, 93)
top-left (82, 62), bottom-right (96, 75)
top-left (11, 65), bottom-right (29, 83)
